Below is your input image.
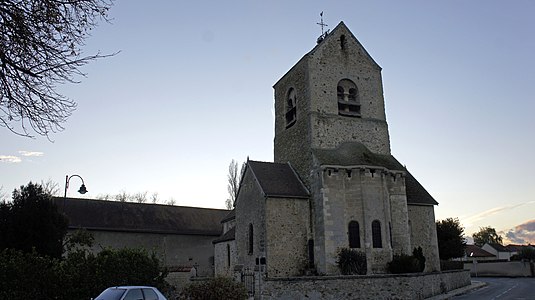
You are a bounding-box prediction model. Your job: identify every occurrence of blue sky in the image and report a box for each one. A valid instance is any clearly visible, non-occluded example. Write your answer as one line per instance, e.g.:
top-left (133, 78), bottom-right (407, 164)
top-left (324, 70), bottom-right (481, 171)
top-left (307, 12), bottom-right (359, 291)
top-left (1, 0), bottom-right (534, 243)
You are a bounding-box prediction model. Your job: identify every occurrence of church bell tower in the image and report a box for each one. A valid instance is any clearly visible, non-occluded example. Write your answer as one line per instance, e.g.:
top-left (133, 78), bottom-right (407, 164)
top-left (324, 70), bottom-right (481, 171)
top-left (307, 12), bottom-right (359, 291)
top-left (274, 22), bottom-right (391, 183)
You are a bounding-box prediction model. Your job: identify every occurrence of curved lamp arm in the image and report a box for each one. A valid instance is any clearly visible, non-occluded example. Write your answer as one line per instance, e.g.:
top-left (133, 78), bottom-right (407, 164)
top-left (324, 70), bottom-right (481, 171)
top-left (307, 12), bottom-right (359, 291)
top-left (64, 174), bottom-right (88, 197)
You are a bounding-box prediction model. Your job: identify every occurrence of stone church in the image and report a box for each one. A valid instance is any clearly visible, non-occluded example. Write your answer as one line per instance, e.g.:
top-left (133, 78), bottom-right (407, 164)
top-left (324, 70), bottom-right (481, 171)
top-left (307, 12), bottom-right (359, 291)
top-left (214, 22), bottom-right (440, 277)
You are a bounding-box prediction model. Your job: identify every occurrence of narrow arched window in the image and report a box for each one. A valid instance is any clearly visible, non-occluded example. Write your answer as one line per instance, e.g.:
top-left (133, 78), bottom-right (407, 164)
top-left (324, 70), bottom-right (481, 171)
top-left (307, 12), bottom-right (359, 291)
top-left (248, 223), bottom-right (254, 255)
top-left (348, 221), bottom-right (360, 248)
top-left (227, 244), bottom-right (231, 267)
top-left (340, 34), bottom-right (347, 50)
top-left (285, 88), bottom-right (297, 128)
top-left (337, 79), bottom-right (361, 117)
top-left (372, 220), bottom-right (382, 248)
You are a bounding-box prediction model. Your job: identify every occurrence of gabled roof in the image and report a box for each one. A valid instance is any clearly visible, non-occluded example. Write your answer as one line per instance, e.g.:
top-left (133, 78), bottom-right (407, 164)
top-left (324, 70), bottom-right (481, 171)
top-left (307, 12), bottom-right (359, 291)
top-left (485, 243), bottom-right (510, 252)
top-left (52, 197), bottom-right (229, 236)
top-left (247, 160), bottom-right (309, 199)
top-left (309, 21), bottom-right (381, 69)
top-left (212, 226), bottom-right (235, 244)
top-left (274, 21), bottom-right (380, 88)
top-left (465, 244), bottom-right (494, 258)
top-left (312, 142), bottom-right (438, 206)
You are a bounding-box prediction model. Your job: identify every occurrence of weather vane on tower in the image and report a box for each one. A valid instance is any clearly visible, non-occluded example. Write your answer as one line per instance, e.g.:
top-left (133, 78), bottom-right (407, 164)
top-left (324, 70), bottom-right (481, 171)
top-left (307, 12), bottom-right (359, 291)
top-left (317, 11), bottom-right (330, 44)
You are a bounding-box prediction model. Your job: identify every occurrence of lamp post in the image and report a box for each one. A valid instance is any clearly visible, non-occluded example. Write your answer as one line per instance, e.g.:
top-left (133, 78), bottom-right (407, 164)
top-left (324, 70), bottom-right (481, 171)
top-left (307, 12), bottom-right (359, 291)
top-left (64, 174), bottom-right (88, 198)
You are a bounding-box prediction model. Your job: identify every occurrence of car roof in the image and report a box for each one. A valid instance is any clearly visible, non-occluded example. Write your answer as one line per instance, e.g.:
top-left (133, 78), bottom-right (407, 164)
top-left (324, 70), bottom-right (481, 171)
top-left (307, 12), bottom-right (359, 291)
top-left (108, 286), bottom-right (158, 289)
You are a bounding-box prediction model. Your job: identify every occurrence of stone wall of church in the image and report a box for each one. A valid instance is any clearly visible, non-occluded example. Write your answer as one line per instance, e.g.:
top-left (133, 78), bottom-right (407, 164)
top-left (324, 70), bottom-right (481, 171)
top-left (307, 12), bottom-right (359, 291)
top-left (265, 197), bottom-right (310, 277)
top-left (315, 166), bottom-right (407, 274)
top-left (214, 240), bottom-right (236, 277)
top-left (306, 25), bottom-right (391, 156)
top-left (235, 168), bottom-right (266, 271)
top-left (310, 114), bottom-right (390, 155)
top-left (408, 205), bottom-right (441, 272)
top-left (260, 270), bottom-right (471, 300)
top-left (386, 174), bottom-right (411, 255)
top-left (273, 58), bottom-right (313, 187)
top-left (85, 230), bottom-right (217, 276)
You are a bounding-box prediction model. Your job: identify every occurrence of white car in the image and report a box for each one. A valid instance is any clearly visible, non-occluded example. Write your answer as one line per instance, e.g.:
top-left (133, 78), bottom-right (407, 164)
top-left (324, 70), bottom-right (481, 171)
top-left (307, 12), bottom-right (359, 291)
top-left (93, 286), bottom-right (167, 300)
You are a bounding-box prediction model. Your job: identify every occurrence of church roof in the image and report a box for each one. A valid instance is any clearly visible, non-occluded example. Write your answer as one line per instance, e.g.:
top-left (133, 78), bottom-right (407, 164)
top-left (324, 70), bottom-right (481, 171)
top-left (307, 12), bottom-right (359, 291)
top-left (247, 160), bottom-right (309, 199)
top-left (220, 209), bottom-right (235, 223)
top-left (212, 226), bottom-right (235, 244)
top-left (52, 197), bottom-right (229, 236)
top-left (312, 142), bottom-right (438, 206)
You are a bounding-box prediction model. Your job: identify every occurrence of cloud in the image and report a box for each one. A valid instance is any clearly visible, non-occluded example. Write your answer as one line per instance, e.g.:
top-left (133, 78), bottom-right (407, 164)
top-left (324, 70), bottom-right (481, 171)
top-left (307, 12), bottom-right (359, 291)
top-left (462, 201), bottom-right (535, 228)
top-left (502, 219), bottom-right (535, 245)
top-left (0, 155), bottom-right (22, 163)
top-left (18, 151), bottom-right (44, 157)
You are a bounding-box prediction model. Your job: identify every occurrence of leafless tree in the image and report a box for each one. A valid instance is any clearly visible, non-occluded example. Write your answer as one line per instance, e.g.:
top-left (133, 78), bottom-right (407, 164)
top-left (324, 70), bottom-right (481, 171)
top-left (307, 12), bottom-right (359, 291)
top-left (132, 191), bottom-right (147, 203)
top-left (40, 178), bottom-right (60, 196)
top-left (96, 193), bottom-right (112, 200)
top-left (226, 159), bottom-right (245, 209)
top-left (166, 198), bottom-right (176, 206)
top-left (0, 0), bottom-right (115, 138)
top-left (0, 186), bottom-right (7, 202)
top-left (150, 192), bottom-right (159, 204)
top-left (115, 190), bottom-right (128, 202)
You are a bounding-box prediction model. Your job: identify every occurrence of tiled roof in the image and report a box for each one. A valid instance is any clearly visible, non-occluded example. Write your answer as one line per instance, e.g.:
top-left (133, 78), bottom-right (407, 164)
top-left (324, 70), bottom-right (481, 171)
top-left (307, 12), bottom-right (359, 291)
top-left (486, 243), bottom-right (510, 252)
top-left (312, 142), bottom-right (438, 206)
top-left (213, 227), bottom-right (235, 244)
top-left (52, 197), bottom-right (228, 236)
top-left (465, 244), bottom-right (494, 257)
top-left (248, 160), bottom-right (309, 199)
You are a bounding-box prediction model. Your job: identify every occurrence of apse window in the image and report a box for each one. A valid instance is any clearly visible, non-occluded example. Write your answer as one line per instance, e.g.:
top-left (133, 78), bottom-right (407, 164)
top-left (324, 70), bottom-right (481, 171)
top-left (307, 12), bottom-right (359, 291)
top-left (372, 220), bottom-right (382, 248)
top-left (337, 79), bottom-right (361, 117)
top-left (248, 223), bottom-right (254, 255)
top-left (348, 220), bottom-right (361, 248)
top-left (285, 88), bottom-right (297, 128)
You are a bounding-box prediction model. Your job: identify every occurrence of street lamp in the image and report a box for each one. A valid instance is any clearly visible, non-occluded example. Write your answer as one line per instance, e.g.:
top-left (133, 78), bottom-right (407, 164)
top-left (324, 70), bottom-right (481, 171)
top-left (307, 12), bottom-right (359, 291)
top-left (64, 174), bottom-right (88, 198)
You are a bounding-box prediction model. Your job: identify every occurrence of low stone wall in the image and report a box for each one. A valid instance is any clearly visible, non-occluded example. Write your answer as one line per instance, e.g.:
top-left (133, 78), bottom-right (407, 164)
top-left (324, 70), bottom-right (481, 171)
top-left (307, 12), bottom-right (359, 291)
top-left (464, 261), bottom-right (534, 277)
top-left (259, 270), bottom-right (470, 300)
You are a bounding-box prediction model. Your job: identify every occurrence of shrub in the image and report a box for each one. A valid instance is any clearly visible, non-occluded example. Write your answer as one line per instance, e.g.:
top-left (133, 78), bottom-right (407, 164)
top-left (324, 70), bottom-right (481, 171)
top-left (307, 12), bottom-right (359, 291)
top-left (336, 248), bottom-right (367, 275)
top-left (440, 260), bottom-right (464, 271)
top-left (388, 253), bottom-right (420, 274)
top-left (0, 246), bottom-right (169, 300)
top-left (388, 247), bottom-right (426, 274)
top-left (179, 276), bottom-right (248, 300)
top-left (0, 249), bottom-right (60, 300)
top-left (412, 247), bottom-right (426, 272)
top-left (519, 247), bottom-right (535, 261)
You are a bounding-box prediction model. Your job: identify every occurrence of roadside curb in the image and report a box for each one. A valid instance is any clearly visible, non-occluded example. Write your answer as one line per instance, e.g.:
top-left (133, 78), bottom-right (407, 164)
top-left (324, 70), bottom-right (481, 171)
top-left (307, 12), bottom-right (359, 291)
top-left (426, 281), bottom-right (487, 299)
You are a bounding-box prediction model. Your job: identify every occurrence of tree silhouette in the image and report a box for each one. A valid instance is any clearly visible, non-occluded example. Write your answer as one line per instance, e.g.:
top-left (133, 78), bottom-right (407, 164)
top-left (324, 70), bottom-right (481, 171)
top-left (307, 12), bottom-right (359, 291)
top-left (473, 226), bottom-right (503, 247)
top-left (0, 182), bottom-right (68, 258)
top-left (436, 218), bottom-right (466, 260)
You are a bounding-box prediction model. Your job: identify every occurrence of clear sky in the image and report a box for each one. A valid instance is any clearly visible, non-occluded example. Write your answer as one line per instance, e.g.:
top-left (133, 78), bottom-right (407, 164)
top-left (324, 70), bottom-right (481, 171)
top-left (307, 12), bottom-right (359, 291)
top-left (1, 0), bottom-right (534, 244)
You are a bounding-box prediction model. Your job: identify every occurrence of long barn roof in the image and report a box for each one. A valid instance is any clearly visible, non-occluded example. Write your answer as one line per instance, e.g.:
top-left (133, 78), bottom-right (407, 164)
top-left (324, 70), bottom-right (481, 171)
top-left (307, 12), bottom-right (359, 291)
top-left (53, 197), bottom-right (229, 236)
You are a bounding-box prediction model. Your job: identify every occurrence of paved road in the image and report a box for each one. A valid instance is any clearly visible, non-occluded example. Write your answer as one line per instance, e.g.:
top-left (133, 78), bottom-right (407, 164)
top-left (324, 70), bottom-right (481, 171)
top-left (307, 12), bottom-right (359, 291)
top-left (454, 277), bottom-right (535, 300)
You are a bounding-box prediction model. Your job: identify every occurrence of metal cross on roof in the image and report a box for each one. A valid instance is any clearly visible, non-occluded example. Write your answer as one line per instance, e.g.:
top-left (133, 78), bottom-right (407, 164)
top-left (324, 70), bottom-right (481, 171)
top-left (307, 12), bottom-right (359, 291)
top-left (317, 11), bottom-right (328, 36)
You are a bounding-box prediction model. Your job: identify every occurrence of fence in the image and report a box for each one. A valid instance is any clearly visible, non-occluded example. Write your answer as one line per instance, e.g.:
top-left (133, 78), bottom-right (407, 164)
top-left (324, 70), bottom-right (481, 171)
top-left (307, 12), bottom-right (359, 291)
top-left (241, 268), bottom-right (255, 297)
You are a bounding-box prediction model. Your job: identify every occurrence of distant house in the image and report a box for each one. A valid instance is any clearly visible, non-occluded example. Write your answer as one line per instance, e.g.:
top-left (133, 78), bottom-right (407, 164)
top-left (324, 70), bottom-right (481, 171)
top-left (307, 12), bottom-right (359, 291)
top-left (464, 244), bottom-right (495, 261)
top-left (53, 197), bottom-right (229, 277)
top-left (482, 243), bottom-right (512, 261)
top-left (505, 244), bottom-right (535, 257)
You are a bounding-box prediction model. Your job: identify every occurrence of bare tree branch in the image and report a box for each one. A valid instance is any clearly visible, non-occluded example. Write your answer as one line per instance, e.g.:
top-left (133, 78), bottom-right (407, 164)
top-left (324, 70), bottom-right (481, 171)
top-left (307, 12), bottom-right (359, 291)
top-left (0, 0), bottom-right (115, 138)
top-left (40, 178), bottom-right (60, 196)
top-left (226, 159), bottom-right (245, 209)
